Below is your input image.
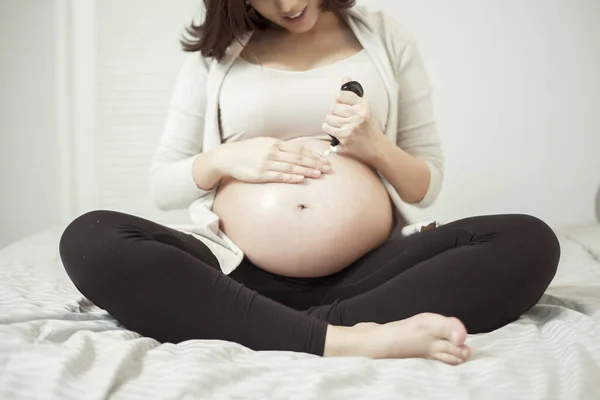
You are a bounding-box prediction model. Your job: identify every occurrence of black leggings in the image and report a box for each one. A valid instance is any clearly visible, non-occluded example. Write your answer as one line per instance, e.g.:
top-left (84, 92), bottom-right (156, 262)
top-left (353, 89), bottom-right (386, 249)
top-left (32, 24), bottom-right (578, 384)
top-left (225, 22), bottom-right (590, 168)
top-left (59, 210), bottom-right (560, 356)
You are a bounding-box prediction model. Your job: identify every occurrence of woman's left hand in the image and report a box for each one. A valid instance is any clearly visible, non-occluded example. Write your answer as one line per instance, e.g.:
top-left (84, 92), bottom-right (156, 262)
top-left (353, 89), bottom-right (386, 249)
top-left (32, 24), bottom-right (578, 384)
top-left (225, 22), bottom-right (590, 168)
top-left (322, 77), bottom-right (383, 164)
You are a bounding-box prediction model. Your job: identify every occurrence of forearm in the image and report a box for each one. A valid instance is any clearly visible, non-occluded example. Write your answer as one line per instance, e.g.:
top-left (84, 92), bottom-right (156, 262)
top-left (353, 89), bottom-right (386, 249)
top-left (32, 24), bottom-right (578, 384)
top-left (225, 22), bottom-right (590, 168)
top-left (149, 147), bottom-right (227, 211)
top-left (368, 136), bottom-right (430, 205)
top-left (150, 154), bottom-right (215, 211)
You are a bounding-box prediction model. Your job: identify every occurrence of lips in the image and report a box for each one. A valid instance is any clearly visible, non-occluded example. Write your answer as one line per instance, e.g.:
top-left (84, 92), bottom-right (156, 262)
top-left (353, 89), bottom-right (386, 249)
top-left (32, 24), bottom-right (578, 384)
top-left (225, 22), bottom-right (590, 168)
top-left (283, 6), bottom-right (306, 20)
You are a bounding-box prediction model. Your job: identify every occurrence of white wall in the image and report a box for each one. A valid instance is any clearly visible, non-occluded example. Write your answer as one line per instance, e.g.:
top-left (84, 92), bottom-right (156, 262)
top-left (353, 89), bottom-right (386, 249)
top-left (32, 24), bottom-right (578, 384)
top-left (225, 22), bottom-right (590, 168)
top-left (91, 0), bottom-right (201, 226)
top-left (0, 0), bottom-right (61, 248)
top-left (360, 0), bottom-right (600, 226)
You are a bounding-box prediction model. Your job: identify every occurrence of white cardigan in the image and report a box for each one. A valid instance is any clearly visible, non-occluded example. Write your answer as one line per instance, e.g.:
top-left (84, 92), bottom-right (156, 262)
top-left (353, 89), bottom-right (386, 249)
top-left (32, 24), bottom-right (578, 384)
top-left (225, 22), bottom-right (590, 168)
top-left (149, 5), bottom-right (444, 274)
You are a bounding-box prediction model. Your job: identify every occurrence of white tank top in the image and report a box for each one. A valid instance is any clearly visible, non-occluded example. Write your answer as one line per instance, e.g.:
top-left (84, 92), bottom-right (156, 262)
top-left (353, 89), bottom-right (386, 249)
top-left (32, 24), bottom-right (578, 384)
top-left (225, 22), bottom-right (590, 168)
top-left (218, 50), bottom-right (389, 143)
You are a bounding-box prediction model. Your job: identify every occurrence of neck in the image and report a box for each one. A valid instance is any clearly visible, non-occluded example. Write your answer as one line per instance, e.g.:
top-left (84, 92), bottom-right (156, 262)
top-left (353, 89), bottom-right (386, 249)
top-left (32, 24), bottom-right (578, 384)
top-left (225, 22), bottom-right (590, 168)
top-left (310, 10), bottom-right (343, 35)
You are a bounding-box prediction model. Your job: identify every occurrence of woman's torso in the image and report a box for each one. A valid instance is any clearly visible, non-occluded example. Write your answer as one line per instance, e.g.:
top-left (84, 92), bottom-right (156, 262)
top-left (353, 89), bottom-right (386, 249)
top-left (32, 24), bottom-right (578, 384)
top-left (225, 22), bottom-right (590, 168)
top-left (212, 22), bottom-right (394, 277)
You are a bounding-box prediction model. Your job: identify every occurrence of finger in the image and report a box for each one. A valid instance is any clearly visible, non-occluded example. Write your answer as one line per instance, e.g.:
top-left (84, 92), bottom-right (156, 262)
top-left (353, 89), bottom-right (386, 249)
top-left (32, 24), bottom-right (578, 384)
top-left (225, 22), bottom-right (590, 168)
top-left (336, 90), bottom-right (360, 106)
top-left (322, 123), bottom-right (350, 139)
top-left (277, 141), bottom-right (326, 162)
top-left (275, 149), bottom-right (329, 172)
top-left (341, 76), bottom-right (353, 85)
top-left (324, 114), bottom-right (353, 128)
top-left (269, 140), bottom-right (286, 158)
top-left (267, 161), bottom-right (323, 178)
top-left (262, 170), bottom-right (306, 184)
top-left (296, 144), bottom-right (330, 165)
top-left (331, 103), bottom-right (355, 118)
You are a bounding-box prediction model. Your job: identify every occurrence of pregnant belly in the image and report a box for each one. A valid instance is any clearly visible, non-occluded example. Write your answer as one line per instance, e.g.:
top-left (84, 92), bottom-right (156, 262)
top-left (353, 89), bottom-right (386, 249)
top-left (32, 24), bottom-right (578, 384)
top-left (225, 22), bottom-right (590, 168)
top-left (212, 139), bottom-right (394, 277)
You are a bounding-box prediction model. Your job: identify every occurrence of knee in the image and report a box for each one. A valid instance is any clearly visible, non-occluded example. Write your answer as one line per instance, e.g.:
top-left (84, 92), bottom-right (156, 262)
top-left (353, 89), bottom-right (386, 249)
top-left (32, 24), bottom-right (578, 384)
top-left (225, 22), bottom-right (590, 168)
top-left (59, 210), bottom-right (117, 285)
top-left (510, 214), bottom-right (561, 284)
top-left (59, 210), bottom-right (114, 253)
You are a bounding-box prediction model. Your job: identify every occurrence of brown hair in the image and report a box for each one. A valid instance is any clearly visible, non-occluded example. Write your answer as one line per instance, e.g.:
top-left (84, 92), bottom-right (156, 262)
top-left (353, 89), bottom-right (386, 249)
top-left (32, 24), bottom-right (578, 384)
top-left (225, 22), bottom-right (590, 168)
top-left (181, 0), bottom-right (356, 61)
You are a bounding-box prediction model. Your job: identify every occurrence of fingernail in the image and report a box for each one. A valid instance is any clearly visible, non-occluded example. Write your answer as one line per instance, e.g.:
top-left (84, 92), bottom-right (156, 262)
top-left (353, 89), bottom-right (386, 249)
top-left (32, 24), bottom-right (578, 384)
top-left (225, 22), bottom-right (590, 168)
top-left (313, 170), bottom-right (321, 176)
top-left (462, 349), bottom-right (468, 358)
top-left (322, 164), bottom-right (330, 172)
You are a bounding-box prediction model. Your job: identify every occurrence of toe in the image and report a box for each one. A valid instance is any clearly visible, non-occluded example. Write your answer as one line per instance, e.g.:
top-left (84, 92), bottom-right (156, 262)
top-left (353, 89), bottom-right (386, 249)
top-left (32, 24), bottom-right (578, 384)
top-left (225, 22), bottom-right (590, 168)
top-left (433, 352), bottom-right (464, 366)
top-left (459, 345), bottom-right (471, 361)
top-left (445, 317), bottom-right (467, 346)
top-left (416, 313), bottom-right (467, 346)
top-left (432, 340), bottom-right (457, 355)
top-left (432, 340), bottom-right (470, 361)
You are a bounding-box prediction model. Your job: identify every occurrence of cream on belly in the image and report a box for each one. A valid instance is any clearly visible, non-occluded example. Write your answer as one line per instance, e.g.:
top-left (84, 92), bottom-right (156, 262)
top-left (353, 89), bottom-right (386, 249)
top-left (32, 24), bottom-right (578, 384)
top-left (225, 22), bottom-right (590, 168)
top-left (212, 139), bottom-right (394, 277)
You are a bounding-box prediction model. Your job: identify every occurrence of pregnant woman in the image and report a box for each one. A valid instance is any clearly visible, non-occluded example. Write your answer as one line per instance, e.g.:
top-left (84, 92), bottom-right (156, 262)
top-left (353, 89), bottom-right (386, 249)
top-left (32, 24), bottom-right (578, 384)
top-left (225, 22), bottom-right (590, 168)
top-left (59, 0), bottom-right (561, 365)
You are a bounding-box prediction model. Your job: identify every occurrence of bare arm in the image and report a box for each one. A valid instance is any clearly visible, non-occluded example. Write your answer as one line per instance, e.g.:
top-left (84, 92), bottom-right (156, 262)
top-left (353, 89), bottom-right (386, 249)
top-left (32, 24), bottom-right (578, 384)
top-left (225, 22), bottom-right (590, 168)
top-left (368, 136), bottom-right (431, 204)
top-left (387, 34), bottom-right (444, 207)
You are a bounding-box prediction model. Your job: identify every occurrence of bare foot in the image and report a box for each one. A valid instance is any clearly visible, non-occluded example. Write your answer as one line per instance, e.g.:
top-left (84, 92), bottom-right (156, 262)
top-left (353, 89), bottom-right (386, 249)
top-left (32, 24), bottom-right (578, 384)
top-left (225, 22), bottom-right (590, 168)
top-left (325, 313), bottom-right (470, 365)
top-left (367, 313), bottom-right (470, 364)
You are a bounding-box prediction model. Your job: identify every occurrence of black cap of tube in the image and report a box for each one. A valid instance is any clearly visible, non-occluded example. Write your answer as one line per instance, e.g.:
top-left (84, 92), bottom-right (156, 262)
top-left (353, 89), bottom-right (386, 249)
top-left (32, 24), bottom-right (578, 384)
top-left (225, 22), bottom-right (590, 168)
top-left (341, 81), bottom-right (364, 98)
top-left (330, 81), bottom-right (364, 147)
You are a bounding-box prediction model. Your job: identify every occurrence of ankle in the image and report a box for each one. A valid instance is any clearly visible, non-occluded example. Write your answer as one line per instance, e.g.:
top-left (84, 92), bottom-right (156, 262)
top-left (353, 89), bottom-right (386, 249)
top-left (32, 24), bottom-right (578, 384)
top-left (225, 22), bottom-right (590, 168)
top-left (323, 325), bottom-right (368, 357)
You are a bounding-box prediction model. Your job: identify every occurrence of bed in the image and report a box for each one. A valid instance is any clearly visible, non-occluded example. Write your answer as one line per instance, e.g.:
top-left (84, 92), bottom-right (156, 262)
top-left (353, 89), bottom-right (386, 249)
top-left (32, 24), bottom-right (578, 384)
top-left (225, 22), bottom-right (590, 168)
top-left (1, 221), bottom-right (599, 400)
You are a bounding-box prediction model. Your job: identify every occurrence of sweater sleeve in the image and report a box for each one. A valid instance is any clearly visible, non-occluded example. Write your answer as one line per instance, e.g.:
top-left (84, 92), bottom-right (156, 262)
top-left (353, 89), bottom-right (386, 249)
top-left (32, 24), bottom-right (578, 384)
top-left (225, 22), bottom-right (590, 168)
top-left (149, 52), bottom-right (213, 211)
top-left (388, 18), bottom-right (445, 208)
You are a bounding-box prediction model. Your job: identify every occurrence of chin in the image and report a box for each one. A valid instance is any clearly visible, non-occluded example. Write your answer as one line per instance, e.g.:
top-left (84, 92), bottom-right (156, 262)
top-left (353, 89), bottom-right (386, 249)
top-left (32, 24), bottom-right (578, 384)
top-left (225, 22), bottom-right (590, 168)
top-left (280, 8), bottom-right (319, 34)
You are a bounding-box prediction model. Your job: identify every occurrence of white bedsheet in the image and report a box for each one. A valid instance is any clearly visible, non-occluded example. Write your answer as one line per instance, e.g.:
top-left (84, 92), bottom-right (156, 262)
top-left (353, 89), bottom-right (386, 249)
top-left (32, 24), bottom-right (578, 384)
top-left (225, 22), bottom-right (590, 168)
top-left (1, 225), bottom-right (599, 400)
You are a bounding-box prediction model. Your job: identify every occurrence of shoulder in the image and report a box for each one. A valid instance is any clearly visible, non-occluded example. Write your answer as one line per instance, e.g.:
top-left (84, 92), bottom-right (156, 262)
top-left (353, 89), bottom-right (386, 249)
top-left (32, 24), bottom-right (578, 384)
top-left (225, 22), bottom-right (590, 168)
top-left (178, 51), bottom-right (211, 79)
top-left (347, 6), bottom-right (419, 66)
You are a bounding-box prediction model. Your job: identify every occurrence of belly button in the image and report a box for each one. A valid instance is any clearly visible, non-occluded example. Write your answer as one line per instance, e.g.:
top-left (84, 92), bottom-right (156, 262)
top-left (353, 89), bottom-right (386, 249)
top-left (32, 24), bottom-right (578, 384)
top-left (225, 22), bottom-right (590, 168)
top-left (297, 204), bottom-right (309, 211)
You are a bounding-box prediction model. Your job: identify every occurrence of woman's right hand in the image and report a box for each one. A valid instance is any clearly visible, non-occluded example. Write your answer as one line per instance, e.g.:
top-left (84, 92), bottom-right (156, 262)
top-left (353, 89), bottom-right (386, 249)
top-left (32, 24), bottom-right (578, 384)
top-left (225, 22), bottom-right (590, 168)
top-left (215, 137), bottom-right (331, 184)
